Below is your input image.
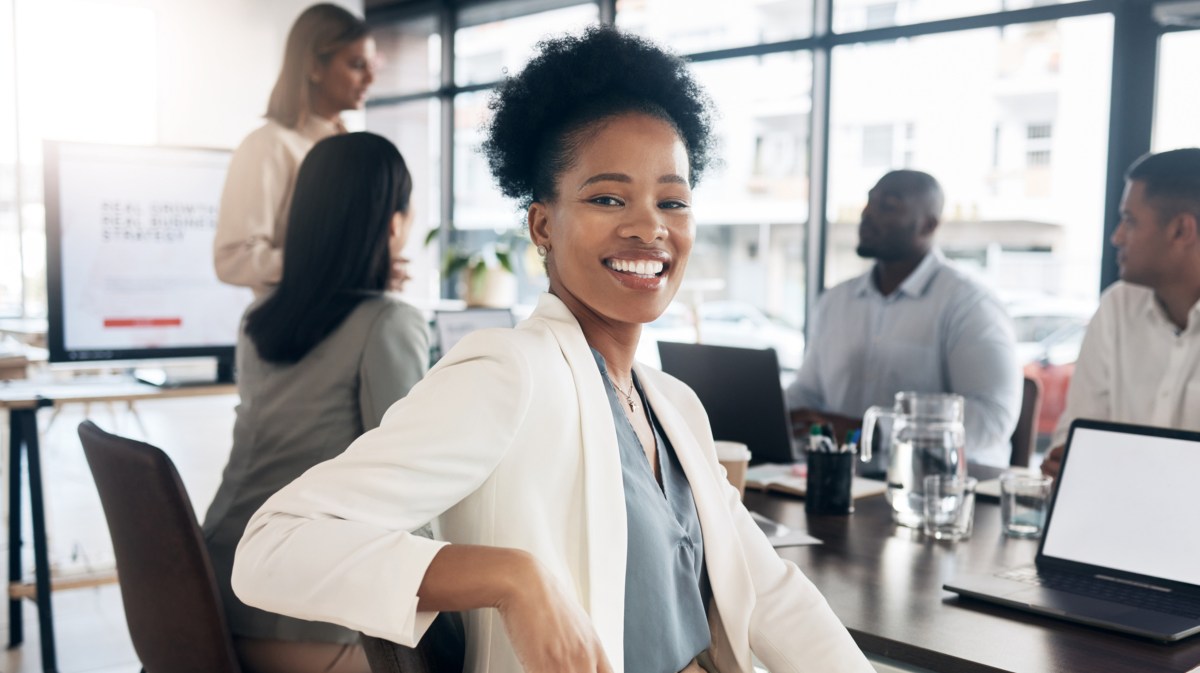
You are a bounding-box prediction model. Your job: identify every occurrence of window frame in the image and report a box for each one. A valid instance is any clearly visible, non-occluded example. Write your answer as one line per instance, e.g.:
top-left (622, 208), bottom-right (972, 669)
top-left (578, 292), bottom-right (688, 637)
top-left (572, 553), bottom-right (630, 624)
top-left (354, 0), bottom-right (1168, 338)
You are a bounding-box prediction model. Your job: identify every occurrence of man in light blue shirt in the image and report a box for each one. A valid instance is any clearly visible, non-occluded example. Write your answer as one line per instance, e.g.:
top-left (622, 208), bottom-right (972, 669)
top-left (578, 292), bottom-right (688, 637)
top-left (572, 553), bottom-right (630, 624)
top-left (787, 170), bottom-right (1021, 468)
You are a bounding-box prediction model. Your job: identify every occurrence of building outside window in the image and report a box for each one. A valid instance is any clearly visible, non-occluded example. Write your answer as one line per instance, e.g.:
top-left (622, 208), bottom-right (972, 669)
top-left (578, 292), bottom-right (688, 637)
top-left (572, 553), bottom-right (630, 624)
top-left (1154, 29), bottom-right (1200, 151)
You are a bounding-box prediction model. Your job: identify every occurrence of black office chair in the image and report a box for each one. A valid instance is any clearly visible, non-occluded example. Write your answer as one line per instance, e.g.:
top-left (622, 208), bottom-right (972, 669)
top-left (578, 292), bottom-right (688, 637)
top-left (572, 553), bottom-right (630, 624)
top-left (361, 612), bottom-right (466, 673)
top-left (1009, 375), bottom-right (1043, 468)
top-left (77, 420), bottom-right (242, 673)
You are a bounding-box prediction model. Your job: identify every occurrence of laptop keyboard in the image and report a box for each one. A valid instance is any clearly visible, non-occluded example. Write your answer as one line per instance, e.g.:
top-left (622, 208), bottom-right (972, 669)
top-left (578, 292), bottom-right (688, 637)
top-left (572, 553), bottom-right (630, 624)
top-left (998, 566), bottom-right (1200, 619)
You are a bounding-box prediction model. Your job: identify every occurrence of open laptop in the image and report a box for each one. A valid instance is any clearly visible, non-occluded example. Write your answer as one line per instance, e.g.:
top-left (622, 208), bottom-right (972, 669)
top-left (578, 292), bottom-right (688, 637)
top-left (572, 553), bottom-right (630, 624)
top-left (657, 341), bottom-right (796, 465)
top-left (432, 308), bottom-right (516, 361)
top-left (945, 419), bottom-right (1200, 642)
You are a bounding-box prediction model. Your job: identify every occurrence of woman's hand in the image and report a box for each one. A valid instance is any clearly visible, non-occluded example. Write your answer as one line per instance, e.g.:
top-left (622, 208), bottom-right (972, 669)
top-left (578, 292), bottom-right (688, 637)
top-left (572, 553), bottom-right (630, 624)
top-left (496, 557), bottom-right (614, 673)
top-left (387, 256), bottom-right (412, 292)
top-left (417, 546), bottom-right (612, 672)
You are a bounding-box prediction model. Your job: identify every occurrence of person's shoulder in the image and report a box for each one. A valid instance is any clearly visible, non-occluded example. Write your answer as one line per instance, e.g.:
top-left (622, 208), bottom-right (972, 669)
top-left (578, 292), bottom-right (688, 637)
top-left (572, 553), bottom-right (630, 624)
top-left (812, 272), bottom-right (869, 317)
top-left (934, 257), bottom-right (1004, 308)
top-left (1098, 280), bottom-right (1152, 312)
top-left (934, 256), bottom-right (991, 293)
top-left (353, 295), bottom-right (427, 335)
top-left (822, 272), bottom-right (868, 300)
top-left (235, 119), bottom-right (286, 149)
top-left (231, 119), bottom-right (303, 162)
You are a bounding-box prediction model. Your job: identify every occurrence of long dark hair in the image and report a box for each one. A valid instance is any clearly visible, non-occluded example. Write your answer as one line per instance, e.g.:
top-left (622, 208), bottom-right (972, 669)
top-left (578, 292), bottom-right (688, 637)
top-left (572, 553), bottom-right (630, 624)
top-left (266, 3), bottom-right (369, 128)
top-left (245, 132), bottom-right (413, 363)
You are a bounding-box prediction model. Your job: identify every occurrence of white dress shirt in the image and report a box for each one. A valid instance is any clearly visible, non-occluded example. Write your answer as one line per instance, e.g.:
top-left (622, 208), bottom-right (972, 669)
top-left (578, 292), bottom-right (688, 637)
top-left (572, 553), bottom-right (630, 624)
top-left (213, 116), bottom-right (341, 295)
top-left (787, 250), bottom-right (1021, 467)
top-left (1052, 281), bottom-right (1200, 447)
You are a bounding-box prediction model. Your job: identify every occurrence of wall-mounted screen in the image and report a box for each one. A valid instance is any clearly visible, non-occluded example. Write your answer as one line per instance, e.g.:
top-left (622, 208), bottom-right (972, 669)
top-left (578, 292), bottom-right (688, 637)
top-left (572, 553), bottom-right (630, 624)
top-left (45, 141), bottom-right (253, 380)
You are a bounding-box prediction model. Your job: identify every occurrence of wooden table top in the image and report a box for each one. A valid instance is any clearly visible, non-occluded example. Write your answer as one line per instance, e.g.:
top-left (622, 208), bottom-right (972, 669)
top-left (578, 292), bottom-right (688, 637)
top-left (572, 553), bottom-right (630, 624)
top-left (0, 377), bottom-right (236, 409)
top-left (746, 490), bottom-right (1200, 673)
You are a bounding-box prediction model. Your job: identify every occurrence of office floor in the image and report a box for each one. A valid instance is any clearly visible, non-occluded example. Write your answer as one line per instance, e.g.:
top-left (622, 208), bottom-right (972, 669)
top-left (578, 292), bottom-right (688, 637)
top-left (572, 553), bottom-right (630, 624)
top-left (1, 394), bottom-right (238, 673)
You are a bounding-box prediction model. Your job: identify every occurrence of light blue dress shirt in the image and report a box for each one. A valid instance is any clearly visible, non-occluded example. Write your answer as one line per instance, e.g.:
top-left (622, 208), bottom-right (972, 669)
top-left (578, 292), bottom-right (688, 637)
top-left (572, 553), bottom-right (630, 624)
top-left (786, 250), bottom-right (1021, 467)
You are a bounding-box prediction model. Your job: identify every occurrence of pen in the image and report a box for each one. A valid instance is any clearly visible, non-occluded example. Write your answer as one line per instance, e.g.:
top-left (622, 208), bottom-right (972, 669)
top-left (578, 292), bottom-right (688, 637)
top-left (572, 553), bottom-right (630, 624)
top-left (808, 425), bottom-right (835, 452)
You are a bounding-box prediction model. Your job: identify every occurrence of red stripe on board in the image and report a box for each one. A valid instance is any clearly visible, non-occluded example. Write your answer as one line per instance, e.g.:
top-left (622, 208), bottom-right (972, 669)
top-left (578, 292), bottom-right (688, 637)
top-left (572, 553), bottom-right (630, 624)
top-left (103, 318), bottom-right (183, 328)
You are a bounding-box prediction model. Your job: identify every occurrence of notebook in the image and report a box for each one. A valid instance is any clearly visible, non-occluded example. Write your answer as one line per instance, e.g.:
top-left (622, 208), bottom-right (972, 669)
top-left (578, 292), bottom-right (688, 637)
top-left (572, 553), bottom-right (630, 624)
top-left (744, 462), bottom-right (887, 500)
top-left (944, 419), bottom-right (1200, 642)
top-left (656, 341), bottom-right (796, 465)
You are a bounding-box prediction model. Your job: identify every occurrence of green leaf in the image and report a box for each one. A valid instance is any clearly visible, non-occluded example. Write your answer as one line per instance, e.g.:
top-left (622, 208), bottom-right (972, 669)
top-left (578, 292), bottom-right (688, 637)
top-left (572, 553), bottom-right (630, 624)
top-left (495, 249), bottom-right (514, 273)
top-left (444, 254), bottom-right (470, 278)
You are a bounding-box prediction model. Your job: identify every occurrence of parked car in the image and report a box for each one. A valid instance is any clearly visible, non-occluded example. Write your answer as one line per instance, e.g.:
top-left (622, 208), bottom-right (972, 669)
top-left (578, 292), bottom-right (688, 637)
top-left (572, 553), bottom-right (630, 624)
top-left (1004, 296), bottom-right (1095, 438)
top-left (638, 300), bottom-right (806, 371)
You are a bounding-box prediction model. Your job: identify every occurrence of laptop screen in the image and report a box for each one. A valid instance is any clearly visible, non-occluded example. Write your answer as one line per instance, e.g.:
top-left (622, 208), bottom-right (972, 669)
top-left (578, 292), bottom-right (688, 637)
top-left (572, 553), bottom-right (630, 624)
top-left (657, 342), bottom-right (795, 465)
top-left (434, 309), bottom-right (515, 358)
top-left (1041, 424), bottom-right (1200, 587)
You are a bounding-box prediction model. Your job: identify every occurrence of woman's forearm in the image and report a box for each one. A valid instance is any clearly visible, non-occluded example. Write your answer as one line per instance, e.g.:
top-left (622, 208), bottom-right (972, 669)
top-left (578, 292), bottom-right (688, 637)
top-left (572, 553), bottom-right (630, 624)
top-left (416, 544), bottom-right (536, 612)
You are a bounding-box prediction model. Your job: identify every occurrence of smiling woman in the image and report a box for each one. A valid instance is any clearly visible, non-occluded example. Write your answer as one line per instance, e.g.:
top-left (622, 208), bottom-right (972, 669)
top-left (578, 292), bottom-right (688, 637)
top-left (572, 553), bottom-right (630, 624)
top-left (231, 26), bottom-right (873, 673)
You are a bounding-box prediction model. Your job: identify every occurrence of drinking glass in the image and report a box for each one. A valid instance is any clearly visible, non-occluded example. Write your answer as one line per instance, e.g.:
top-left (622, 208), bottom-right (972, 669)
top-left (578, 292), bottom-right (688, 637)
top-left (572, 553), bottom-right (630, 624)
top-left (1000, 472), bottom-right (1053, 538)
top-left (923, 474), bottom-right (977, 541)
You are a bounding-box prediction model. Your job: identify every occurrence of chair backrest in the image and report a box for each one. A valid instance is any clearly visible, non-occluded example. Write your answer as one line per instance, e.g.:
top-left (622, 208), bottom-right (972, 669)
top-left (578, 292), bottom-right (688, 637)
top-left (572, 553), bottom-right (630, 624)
top-left (361, 612), bottom-right (466, 673)
top-left (77, 421), bottom-right (241, 673)
top-left (1009, 375), bottom-right (1043, 467)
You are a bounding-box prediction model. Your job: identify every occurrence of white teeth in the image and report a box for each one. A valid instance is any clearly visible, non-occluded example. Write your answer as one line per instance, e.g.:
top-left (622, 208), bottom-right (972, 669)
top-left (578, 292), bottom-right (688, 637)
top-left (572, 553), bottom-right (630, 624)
top-left (607, 259), bottom-right (665, 276)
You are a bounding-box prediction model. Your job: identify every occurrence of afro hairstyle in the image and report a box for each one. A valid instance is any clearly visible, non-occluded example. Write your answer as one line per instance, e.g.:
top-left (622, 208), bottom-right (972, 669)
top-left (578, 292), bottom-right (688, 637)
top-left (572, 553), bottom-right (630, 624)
top-left (481, 25), bottom-right (716, 210)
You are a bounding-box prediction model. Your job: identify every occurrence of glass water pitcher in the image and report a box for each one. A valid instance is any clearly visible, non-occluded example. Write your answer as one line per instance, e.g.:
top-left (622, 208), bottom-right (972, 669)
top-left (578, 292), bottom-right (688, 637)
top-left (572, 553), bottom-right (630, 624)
top-left (861, 392), bottom-right (967, 528)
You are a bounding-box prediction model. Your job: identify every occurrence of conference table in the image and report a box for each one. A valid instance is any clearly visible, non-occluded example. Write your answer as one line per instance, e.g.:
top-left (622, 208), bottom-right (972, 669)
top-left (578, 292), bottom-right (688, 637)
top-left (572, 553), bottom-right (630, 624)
top-left (1, 377), bottom-right (236, 673)
top-left (745, 483), bottom-right (1200, 673)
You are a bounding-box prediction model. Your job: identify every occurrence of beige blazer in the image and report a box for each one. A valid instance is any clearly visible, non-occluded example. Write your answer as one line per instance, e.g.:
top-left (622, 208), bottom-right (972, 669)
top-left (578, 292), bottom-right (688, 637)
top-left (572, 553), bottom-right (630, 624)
top-left (232, 293), bottom-right (871, 673)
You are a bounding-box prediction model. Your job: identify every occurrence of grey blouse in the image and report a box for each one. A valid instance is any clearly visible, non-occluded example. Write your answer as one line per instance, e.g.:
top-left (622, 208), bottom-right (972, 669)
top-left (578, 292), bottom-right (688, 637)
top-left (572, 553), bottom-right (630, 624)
top-left (592, 350), bottom-right (711, 673)
top-left (203, 295), bottom-right (429, 643)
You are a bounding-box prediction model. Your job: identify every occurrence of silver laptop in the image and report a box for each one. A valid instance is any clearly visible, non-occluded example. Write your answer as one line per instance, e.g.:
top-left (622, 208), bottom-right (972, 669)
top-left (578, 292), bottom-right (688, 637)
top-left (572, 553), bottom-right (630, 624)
top-left (432, 308), bottom-right (515, 361)
top-left (945, 419), bottom-right (1200, 642)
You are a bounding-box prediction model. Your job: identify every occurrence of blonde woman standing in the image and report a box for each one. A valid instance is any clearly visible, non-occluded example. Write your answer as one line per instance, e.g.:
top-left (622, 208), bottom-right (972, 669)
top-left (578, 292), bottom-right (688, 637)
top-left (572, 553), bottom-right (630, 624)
top-left (214, 3), bottom-right (375, 295)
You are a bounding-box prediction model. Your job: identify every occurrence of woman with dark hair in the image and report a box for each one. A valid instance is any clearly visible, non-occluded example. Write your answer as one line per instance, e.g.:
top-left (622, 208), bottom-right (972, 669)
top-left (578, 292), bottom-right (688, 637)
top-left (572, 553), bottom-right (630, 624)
top-left (213, 3), bottom-right (385, 295)
top-left (232, 27), bottom-right (871, 673)
top-left (204, 133), bottom-right (427, 673)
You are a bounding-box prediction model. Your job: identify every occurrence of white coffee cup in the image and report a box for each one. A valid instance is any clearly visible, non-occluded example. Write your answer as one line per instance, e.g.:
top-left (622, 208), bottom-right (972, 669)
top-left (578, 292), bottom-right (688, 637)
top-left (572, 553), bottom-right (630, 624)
top-left (714, 440), bottom-right (752, 499)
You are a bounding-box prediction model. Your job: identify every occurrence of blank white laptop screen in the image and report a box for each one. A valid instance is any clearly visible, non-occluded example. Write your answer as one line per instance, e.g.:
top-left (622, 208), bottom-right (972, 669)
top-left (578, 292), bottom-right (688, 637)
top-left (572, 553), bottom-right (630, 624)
top-left (434, 309), bottom-right (515, 356)
top-left (1041, 426), bottom-right (1200, 587)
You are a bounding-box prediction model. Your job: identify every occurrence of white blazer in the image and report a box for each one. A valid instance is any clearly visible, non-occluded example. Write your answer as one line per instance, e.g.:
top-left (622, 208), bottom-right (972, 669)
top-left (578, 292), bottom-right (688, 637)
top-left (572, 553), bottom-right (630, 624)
top-left (232, 293), bottom-right (872, 673)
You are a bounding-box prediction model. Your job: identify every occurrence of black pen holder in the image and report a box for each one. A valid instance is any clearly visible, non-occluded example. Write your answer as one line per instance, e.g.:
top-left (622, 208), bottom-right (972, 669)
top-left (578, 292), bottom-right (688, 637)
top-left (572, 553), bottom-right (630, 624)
top-left (805, 450), bottom-right (855, 515)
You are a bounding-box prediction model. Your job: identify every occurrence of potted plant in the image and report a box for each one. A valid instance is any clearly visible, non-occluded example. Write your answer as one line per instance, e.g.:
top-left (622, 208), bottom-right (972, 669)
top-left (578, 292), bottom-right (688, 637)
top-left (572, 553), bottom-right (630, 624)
top-left (425, 228), bottom-right (520, 308)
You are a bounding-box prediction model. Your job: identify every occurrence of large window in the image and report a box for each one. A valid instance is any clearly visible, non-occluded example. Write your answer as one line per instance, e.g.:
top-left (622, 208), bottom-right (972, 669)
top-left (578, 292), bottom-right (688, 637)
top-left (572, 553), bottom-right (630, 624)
top-left (365, 98), bottom-right (442, 305)
top-left (362, 0), bottom-right (1171, 387)
top-left (833, 0), bottom-right (1070, 32)
top-left (2, 0), bottom-right (157, 319)
top-left (676, 53), bottom-right (812, 369)
top-left (1, 0), bottom-right (19, 317)
top-left (456, 2), bottom-right (598, 86)
top-left (371, 15), bottom-right (441, 99)
top-left (616, 0), bottom-right (813, 53)
top-left (827, 15), bottom-right (1114, 311)
top-left (1154, 30), bottom-right (1200, 151)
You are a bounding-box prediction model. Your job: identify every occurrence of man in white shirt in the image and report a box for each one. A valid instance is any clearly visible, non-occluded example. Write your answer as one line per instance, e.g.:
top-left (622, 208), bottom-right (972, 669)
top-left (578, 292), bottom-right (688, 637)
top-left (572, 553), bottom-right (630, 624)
top-left (1041, 148), bottom-right (1200, 479)
top-left (787, 170), bottom-right (1021, 468)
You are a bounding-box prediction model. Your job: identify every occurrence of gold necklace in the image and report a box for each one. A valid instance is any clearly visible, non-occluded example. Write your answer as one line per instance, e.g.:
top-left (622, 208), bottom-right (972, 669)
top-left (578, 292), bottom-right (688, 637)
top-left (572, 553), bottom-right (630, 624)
top-left (607, 374), bottom-right (639, 413)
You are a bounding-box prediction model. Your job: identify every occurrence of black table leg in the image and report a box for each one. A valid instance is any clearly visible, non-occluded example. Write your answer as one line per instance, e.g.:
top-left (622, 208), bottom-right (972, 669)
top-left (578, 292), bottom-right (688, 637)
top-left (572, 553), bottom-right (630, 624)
top-left (20, 410), bottom-right (57, 673)
top-left (7, 408), bottom-right (23, 648)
